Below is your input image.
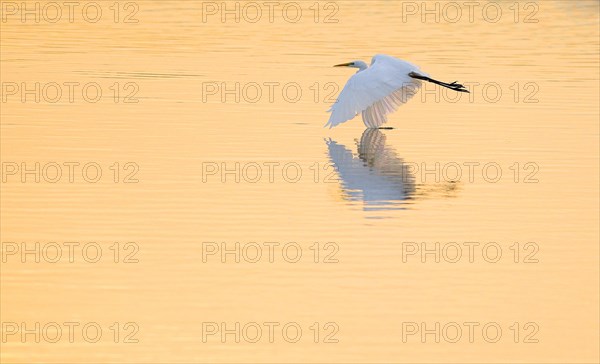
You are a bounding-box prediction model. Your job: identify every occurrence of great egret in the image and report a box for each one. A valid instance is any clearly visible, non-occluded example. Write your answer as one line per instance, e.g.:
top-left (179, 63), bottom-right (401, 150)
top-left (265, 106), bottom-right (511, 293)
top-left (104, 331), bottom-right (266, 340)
top-left (326, 54), bottom-right (469, 129)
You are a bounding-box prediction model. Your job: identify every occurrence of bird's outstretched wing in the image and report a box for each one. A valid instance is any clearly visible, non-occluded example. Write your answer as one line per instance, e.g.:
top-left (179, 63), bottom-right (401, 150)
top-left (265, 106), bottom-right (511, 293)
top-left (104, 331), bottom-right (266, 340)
top-left (326, 55), bottom-right (423, 128)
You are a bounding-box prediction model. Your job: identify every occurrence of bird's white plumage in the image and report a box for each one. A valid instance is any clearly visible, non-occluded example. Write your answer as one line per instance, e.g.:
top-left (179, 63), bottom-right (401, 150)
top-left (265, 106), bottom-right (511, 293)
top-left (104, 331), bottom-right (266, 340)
top-left (326, 54), bottom-right (426, 128)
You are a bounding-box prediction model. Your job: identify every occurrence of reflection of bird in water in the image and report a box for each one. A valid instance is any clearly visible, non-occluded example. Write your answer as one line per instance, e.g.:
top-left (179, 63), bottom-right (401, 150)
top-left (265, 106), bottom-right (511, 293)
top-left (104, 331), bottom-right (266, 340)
top-left (325, 129), bottom-right (416, 211)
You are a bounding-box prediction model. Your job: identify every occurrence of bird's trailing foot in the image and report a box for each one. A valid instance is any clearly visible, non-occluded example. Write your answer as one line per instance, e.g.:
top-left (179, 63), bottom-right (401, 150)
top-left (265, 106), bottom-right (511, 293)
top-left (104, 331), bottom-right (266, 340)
top-left (444, 81), bottom-right (469, 93)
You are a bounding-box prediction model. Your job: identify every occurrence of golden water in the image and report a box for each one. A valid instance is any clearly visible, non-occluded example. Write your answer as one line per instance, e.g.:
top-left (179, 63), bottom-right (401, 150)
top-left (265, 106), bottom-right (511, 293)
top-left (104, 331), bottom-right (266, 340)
top-left (1, 0), bottom-right (599, 362)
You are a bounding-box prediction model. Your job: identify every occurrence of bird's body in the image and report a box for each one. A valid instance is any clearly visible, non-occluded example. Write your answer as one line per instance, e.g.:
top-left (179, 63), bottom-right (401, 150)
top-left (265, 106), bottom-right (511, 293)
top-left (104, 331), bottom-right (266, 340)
top-left (326, 54), bottom-right (469, 129)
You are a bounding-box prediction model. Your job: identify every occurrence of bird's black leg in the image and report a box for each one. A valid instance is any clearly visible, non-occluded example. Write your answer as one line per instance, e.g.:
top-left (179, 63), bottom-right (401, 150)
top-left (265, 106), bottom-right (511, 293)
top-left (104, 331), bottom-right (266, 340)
top-left (409, 72), bottom-right (470, 93)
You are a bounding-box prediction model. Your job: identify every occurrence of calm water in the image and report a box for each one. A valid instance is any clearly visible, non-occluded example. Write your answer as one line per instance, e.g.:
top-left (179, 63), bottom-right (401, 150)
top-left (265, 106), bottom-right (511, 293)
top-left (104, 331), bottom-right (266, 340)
top-left (1, 1), bottom-right (599, 362)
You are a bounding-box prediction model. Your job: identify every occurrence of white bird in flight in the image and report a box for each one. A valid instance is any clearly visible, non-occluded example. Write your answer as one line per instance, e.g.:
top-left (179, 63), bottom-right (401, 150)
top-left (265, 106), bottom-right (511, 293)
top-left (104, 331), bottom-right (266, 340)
top-left (326, 54), bottom-right (469, 129)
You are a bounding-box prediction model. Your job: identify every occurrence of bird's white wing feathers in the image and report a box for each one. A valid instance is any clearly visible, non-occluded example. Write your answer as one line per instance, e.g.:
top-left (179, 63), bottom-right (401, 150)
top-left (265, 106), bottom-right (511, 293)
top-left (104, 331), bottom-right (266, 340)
top-left (326, 55), bottom-right (424, 128)
top-left (361, 86), bottom-right (421, 128)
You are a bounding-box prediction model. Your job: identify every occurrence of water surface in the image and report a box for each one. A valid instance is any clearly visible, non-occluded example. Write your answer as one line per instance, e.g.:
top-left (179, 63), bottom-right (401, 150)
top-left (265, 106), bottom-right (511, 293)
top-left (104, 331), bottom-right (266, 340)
top-left (1, 1), bottom-right (599, 362)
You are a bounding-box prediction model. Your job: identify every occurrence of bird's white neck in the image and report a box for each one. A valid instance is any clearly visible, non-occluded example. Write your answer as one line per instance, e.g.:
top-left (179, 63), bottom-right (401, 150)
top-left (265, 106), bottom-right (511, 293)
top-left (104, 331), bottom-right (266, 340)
top-left (353, 61), bottom-right (369, 71)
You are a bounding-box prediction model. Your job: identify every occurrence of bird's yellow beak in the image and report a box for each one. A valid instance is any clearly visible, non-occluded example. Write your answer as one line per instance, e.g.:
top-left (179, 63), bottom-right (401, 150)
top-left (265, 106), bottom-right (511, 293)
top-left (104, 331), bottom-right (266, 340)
top-left (334, 62), bottom-right (353, 67)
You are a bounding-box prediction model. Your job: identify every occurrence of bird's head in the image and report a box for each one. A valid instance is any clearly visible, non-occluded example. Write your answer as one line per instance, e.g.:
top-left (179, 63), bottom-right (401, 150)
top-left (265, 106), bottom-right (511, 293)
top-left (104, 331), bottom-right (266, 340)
top-left (334, 60), bottom-right (368, 71)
